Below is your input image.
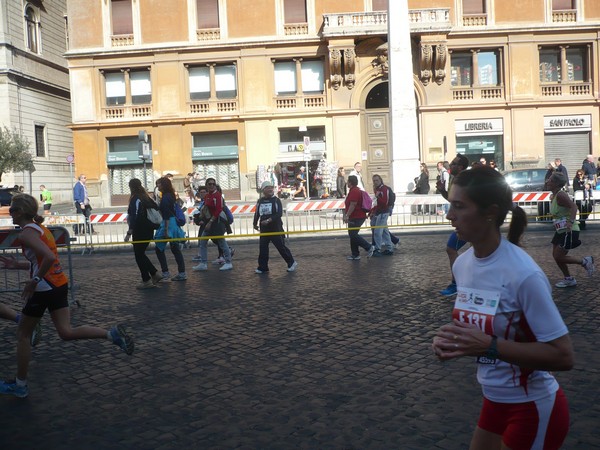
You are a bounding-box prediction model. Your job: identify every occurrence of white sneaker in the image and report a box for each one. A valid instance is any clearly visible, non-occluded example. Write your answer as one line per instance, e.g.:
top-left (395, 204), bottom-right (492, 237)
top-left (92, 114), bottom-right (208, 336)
top-left (191, 256), bottom-right (201, 262)
top-left (287, 261), bottom-right (298, 272)
top-left (192, 263), bottom-right (208, 271)
top-left (555, 277), bottom-right (577, 288)
top-left (367, 245), bottom-right (375, 258)
top-left (219, 263), bottom-right (233, 271)
top-left (212, 257), bottom-right (226, 265)
top-left (582, 256), bottom-right (594, 277)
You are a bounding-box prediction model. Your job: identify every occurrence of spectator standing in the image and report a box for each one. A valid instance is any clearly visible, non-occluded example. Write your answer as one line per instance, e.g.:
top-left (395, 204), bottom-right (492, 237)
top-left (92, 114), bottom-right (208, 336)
top-left (125, 178), bottom-right (163, 289)
top-left (154, 177), bottom-right (187, 281)
top-left (545, 172), bottom-right (594, 287)
top-left (253, 180), bottom-right (297, 274)
top-left (432, 167), bottom-right (574, 450)
top-left (371, 174), bottom-right (394, 256)
top-left (581, 155), bottom-right (596, 185)
top-left (554, 158), bottom-right (569, 189)
top-left (349, 162), bottom-right (365, 191)
top-left (336, 167), bottom-right (346, 198)
top-left (343, 175), bottom-right (375, 260)
top-left (73, 174), bottom-right (96, 235)
top-left (0, 194), bottom-right (133, 398)
top-left (192, 177), bottom-right (233, 271)
top-left (413, 163), bottom-right (430, 214)
top-left (293, 166), bottom-right (308, 199)
top-left (39, 185), bottom-right (52, 215)
top-left (436, 154), bottom-right (470, 296)
top-left (545, 161), bottom-right (556, 181)
top-left (573, 170), bottom-right (593, 230)
top-left (488, 160), bottom-right (499, 171)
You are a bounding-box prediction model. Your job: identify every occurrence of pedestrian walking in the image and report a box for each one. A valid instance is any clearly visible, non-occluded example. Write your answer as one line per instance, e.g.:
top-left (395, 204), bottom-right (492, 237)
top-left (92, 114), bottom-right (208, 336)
top-left (39, 185), bottom-right (52, 215)
top-left (343, 175), bottom-right (374, 260)
top-left (545, 171), bottom-right (594, 287)
top-left (370, 174), bottom-right (394, 256)
top-left (572, 169), bottom-right (593, 230)
top-left (73, 174), bottom-right (96, 235)
top-left (436, 154), bottom-right (470, 296)
top-left (253, 180), bottom-right (297, 274)
top-left (192, 177), bottom-right (233, 271)
top-left (0, 194), bottom-right (133, 398)
top-left (432, 166), bottom-right (574, 450)
top-left (125, 178), bottom-right (163, 289)
top-left (154, 177), bottom-right (187, 281)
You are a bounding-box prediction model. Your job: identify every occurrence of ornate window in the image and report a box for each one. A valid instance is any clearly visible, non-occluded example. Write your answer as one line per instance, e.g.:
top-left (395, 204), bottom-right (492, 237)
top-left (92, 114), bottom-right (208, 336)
top-left (461, 0), bottom-right (487, 26)
top-left (189, 64), bottom-right (237, 100)
top-left (551, 0), bottom-right (577, 22)
top-left (24, 5), bottom-right (40, 53)
top-left (103, 69), bottom-right (152, 119)
top-left (539, 45), bottom-right (591, 96)
top-left (450, 49), bottom-right (503, 100)
top-left (111, 0), bottom-right (133, 46)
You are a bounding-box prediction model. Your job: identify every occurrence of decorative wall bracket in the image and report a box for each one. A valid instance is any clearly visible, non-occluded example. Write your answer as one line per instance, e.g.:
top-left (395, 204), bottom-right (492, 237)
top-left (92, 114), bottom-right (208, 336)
top-left (371, 42), bottom-right (389, 78)
top-left (419, 41), bottom-right (447, 85)
top-left (329, 46), bottom-right (356, 90)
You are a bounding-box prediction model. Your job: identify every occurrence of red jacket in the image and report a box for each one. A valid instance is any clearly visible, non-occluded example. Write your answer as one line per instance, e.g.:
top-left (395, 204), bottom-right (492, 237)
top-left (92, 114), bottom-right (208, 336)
top-left (204, 190), bottom-right (224, 220)
top-left (345, 186), bottom-right (366, 219)
top-left (372, 184), bottom-right (389, 214)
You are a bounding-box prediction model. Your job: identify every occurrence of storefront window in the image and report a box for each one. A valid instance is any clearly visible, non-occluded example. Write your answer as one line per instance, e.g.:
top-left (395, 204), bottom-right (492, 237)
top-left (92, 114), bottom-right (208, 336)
top-left (456, 135), bottom-right (503, 170)
top-left (451, 53), bottom-right (472, 87)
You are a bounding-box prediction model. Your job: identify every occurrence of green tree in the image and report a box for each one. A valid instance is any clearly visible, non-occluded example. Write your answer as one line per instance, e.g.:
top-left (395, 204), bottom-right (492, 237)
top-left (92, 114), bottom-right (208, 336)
top-left (0, 126), bottom-right (34, 183)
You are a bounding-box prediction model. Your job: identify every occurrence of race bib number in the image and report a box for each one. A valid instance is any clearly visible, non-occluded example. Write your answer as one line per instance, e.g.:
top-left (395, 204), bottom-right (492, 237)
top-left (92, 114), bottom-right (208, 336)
top-left (553, 217), bottom-right (568, 232)
top-left (259, 203), bottom-right (274, 216)
top-left (452, 287), bottom-right (500, 335)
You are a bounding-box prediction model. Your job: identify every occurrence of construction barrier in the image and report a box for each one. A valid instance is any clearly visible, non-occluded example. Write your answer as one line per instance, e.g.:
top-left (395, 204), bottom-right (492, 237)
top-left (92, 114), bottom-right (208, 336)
top-left (4, 191), bottom-right (593, 250)
top-left (0, 226), bottom-right (78, 306)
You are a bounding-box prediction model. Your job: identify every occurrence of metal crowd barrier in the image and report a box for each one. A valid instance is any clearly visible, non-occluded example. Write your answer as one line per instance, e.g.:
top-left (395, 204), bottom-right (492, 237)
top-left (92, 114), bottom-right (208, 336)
top-left (18, 191), bottom-right (596, 250)
top-left (0, 226), bottom-right (78, 306)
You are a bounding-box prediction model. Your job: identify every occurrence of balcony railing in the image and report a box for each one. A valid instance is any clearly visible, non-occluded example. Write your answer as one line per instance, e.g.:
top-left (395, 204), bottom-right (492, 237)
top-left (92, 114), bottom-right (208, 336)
top-left (552, 10), bottom-right (577, 23)
top-left (196, 28), bottom-right (220, 41)
top-left (188, 99), bottom-right (239, 115)
top-left (541, 82), bottom-right (591, 97)
top-left (275, 94), bottom-right (325, 110)
top-left (322, 9), bottom-right (450, 37)
top-left (461, 14), bottom-right (487, 27)
top-left (103, 104), bottom-right (151, 120)
top-left (284, 23), bottom-right (309, 36)
top-left (452, 86), bottom-right (504, 101)
top-left (110, 34), bottom-right (134, 47)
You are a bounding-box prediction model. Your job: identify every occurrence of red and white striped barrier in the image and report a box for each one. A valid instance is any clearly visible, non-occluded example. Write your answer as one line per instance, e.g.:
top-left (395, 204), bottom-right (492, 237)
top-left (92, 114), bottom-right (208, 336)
top-left (88, 212), bottom-right (128, 224)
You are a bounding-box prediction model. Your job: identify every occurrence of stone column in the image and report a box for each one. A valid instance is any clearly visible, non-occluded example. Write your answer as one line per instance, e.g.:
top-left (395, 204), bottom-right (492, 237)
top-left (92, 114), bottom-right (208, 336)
top-left (388, 0), bottom-right (420, 194)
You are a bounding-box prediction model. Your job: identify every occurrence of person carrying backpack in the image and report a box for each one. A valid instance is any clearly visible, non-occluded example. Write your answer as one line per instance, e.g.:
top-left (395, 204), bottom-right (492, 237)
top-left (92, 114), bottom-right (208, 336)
top-left (343, 175), bottom-right (375, 260)
top-left (253, 180), bottom-right (297, 274)
top-left (370, 174), bottom-right (394, 256)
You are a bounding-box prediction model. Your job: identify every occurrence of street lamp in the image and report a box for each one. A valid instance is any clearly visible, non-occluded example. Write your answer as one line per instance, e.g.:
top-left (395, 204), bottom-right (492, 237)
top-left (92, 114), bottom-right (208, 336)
top-left (138, 130), bottom-right (150, 189)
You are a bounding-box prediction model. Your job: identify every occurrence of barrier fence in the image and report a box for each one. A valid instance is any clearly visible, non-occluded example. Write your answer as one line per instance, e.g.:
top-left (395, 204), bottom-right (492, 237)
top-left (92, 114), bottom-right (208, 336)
top-left (0, 192), bottom-right (595, 251)
top-left (0, 226), bottom-right (78, 306)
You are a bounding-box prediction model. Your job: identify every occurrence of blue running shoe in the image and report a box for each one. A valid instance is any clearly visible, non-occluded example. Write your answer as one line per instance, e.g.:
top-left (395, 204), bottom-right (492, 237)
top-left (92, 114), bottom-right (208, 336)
top-left (0, 380), bottom-right (29, 398)
top-left (110, 325), bottom-right (134, 355)
top-left (440, 283), bottom-right (457, 297)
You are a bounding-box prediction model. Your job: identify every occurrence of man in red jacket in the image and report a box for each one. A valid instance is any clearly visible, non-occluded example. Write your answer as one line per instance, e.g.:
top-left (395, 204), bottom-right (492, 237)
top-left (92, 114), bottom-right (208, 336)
top-left (370, 174), bottom-right (394, 256)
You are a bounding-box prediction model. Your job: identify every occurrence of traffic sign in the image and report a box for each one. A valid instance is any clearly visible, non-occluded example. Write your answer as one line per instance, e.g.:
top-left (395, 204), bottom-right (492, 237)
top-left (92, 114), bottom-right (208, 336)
top-left (66, 154), bottom-right (74, 163)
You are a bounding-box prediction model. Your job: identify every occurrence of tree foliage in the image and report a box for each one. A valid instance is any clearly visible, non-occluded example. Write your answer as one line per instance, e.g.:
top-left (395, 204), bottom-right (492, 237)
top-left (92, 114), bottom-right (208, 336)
top-left (0, 127), bottom-right (33, 183)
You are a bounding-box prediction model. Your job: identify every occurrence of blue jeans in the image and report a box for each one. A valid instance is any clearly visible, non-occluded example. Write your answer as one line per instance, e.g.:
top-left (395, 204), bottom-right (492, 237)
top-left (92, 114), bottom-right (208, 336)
top-left (372, 212), bottom-right (393, 251)
top-left (347, 218), bottom-right (371, 257)
top-left (199, 220), bottom-right (231, 263)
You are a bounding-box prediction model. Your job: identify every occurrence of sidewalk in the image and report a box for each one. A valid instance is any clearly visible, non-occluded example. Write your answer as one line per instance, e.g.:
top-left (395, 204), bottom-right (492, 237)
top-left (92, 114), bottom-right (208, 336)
top-left (0, 227), bottom-right (598, 449)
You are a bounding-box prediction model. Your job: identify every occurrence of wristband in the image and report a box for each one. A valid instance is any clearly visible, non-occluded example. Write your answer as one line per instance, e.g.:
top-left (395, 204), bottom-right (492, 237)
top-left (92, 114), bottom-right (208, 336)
top-left (32, 276), bottom-right (42, 283)
top-left (484, 335), bottom-right (499, 360)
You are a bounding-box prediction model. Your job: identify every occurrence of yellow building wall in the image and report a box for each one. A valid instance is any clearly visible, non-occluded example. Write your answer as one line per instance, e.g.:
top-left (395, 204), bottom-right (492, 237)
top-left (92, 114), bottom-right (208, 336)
top-left (332, 115), bottom-right (362, 168)
top-left (495, 0), bottom-right (544, 23)
top-left (69, 68), bottom-right (97, 122)
top-left (66, 1), bottom-right (104, 48)
top-left (587, 1), bottom-right (600, 19)
top-left (140, 0), bottom-right (188, 44)
top-left (510, 108), bottom-right (543, 165)
top-left (227, 0), bottom-right (276, 38)
top-left (240, 54), bottom-right (271, 114)
top-left (153, 59), bottom-right (185, 118)
top-left (508, 41), bottom-right (538, 100)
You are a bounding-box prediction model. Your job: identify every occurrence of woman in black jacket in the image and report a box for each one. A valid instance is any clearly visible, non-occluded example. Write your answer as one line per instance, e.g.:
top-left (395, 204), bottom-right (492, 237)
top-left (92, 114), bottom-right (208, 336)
top-left (414, 163), bottom-right (430, 214)
top-left (125, 178), bottom-right (162, 289)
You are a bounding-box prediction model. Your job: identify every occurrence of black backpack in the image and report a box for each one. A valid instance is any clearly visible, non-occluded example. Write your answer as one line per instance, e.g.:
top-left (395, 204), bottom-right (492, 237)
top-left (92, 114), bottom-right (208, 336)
top-left (387, 187), bottom-right (396, 210)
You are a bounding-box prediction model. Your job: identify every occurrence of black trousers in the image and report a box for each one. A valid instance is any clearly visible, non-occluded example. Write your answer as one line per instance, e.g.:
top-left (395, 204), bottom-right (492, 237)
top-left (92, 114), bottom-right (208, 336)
top-left (74, 203), bottom-right (95, 234)
top-left (257, 234), bottom-right (294, 271)
top-left (133, 228), bottom-right (158, 282)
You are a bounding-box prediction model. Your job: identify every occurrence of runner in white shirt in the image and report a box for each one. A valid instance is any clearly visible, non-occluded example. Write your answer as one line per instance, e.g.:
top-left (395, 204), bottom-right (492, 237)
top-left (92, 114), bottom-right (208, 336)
top-left (432, 166), bottom-right (574, 450)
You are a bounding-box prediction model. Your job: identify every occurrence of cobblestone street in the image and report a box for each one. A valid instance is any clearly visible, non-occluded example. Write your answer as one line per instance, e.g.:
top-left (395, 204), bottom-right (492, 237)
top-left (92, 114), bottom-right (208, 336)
top-left (0, 225), bottom-right (598, 449)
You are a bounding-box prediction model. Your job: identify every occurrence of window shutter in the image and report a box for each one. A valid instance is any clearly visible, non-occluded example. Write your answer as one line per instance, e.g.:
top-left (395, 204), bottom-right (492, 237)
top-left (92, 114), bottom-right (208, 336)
top-left (197, 0), bottom-right (219, 28)
top-left (274, 62), bottom-right (297, 95)
top-left (284, 0), bottom-right (307, 23)
top-left (215, 65), bottom-right (237, 98)
top-left (105, 73), bottom-right (126, 97)
top-left (189, 67), bottom-right (210, 99)
top-left (111, 0), bottom-right (133, 35)
top-left (131, 71), bottom-right (151, 96)
top-left (462, 0), bottom-right (485, 14)
top-left (372, 0), bottom-right (388, 11)
top-left (301, 61), bottom-right (324, 93)
top-left (552, 0), bottom-right (574, 10)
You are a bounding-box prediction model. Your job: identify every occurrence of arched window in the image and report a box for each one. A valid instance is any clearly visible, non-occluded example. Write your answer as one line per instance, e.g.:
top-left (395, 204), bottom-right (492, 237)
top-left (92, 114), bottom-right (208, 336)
top-left (25, 6), bottom-right (39, 53)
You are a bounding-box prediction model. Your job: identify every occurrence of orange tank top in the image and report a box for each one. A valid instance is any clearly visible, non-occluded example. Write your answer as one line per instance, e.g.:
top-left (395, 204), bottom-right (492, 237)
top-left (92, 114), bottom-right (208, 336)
top-left (21, 223), bottom-right (68, 291)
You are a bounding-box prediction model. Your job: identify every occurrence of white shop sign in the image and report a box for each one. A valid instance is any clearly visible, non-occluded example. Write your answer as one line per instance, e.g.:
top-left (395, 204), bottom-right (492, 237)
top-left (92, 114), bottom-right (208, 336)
top-left (455, 118), bottom-right (503, 137)
top-left (544, 114), bottom-right (591, 133)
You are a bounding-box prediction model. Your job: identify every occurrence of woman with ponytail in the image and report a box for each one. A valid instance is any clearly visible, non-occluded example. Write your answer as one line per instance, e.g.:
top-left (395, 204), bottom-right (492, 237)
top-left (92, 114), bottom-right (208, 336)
top-left (432, 166), bottom-right (573, 450)
top-left (0, 194), bottom-right (133, 398)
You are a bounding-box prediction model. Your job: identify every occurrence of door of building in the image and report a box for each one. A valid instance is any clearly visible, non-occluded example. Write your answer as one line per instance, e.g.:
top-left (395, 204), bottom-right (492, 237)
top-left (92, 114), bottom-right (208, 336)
top-left (364, 111), bottom-right (392, 189)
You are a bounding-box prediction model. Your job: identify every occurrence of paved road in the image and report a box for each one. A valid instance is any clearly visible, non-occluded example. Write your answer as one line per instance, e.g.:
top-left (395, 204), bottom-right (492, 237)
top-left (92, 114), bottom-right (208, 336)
top-left (0, 225), bottom-right (598, 449)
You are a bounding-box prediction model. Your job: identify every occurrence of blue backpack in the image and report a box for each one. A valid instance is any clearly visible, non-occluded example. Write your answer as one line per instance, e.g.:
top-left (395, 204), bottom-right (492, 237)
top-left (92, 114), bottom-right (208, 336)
top-left (174, 204), bottom-right (187, 227)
